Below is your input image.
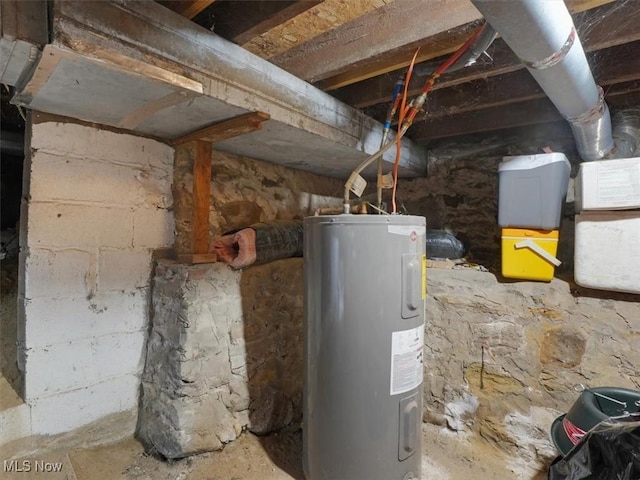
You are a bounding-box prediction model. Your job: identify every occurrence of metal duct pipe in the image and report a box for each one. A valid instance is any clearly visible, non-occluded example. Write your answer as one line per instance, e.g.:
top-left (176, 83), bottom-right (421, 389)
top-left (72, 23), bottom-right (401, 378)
top-left (612, 108), bottom-right (640, 158)
top-left (415, 23), bottom-right (497, 77)
top-left (470, 0), bottom-right (615, 161)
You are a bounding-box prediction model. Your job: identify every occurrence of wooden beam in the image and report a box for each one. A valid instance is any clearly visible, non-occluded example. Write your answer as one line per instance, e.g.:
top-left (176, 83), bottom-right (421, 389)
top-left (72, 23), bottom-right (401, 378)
top-left (409, 98), bottom-right (563, 142)
top-left (409, 79), bottom-right (640, 143)
top-left (177, 253), bottom-right (218, 264)
top-left (592, 41), bottom-right (640, 86)
top-left (322, 0), bottom-right (613, 92)
top-left (364, 40), bottom-right (640, 123)
top-left (236, 1), bottom-right (322, 45)
top-left (607, 90), bottom-right (640, 109)
top-left (173, 112), bottom-right (270, 259)
top-left (333, 39), bottom-right (519, 108)
top-left (270, 0), bottom-right (484, 83)
top-left (172, 111), bottom-right (270, 146)
top-left (1, 0), bottom-right (48, 46)
top-left (605, 80), bottom-right (640, 100)
top-left (320, 22), bottom-right (483, 92)
top-left (197, 1), bottom-right (322, 46)
top-left (241, 0), bottom-right (386, 58)
top-left (327, 0), bottom-right (633, 102)
top-left (310, 0), bottom-right (614, 89)
top-left (159, 0), bottom-right (217, 19)
top-left (192, 140), bottom-right (213, 255)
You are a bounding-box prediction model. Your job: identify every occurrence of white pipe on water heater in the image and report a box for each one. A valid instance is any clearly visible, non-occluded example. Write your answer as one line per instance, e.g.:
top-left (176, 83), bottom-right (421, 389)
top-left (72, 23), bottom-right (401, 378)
top-left (470, 0), bottom-right (615, 161)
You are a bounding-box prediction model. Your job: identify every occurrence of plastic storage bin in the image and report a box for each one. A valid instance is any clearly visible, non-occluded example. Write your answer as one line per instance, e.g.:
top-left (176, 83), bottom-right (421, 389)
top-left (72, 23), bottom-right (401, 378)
top-left (498, 153), bottom-right (571, 229)
top-left (574, 211), bottom-right (640, 294)
top-left (502, 228), bottom-right (560, 282)
top-left (575, 157), bottom-right (640, 212)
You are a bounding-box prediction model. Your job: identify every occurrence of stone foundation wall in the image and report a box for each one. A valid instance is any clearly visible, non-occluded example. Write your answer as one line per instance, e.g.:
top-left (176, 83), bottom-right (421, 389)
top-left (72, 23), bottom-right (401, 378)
top-left (424, 268), bottom-right (639, 473)
top-left (173, 146), bottom-right (344, 254)
top-left (140, 257), bottom-right (639, 471)
top-left (142, 143), bottom-right (344, 458)
top-left (139, 259), bottom-right (303, 458)
top-left (398, 130), bottom-right (580, 271)
top-left (150, 127), bottom-right (639, 474)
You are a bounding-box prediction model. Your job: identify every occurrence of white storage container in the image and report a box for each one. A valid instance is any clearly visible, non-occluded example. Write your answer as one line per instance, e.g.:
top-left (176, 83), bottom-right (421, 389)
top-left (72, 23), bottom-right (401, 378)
top-left (498, 153), bottom-right (571, 229)
top-left (575, 157), bottom-right (640, 212)
top-left (574, 211), bottom-right (640, 294)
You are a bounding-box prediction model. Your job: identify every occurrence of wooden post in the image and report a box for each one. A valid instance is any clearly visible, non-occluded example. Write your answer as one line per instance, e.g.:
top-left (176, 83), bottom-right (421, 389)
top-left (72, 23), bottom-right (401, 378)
top-left (192, 140), bottom-right (212, 255)
top-left (172, 111), bottom-right (270, 264)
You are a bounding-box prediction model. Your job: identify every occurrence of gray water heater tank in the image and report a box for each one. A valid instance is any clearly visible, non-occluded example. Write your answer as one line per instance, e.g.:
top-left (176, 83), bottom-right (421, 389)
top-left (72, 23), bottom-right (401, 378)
top-left (303, 215), bottom-right (426, 480)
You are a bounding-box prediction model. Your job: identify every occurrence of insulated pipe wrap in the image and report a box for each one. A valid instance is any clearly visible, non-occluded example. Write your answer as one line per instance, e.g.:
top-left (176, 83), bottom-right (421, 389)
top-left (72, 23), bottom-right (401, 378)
top-left (471, 0), bottom-right (615, 161)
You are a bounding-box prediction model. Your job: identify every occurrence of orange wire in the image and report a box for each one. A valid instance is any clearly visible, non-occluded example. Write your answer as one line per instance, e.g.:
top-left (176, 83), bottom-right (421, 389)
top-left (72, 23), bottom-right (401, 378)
top-left (391, 48), bottom-right (420, 214)
top-left (390, 25), bottom-right (484, 213)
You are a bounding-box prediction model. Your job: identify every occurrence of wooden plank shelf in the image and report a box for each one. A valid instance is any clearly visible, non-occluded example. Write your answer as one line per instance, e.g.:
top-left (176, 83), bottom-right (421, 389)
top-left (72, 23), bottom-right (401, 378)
top-left (172, 111), bottom-right (271, 146)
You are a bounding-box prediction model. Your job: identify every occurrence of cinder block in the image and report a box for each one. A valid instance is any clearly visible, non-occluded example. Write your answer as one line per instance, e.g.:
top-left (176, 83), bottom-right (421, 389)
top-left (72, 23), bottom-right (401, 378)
top-left (25, 289), bottom-right (148, 348)
top-left (98, 249), bottom-right (152, 293)
top-left (29, 374), bottom-right (139, 436)
top-left (24, 248), bottom-right (93, 299)
top-left (28, 203), bottom-right (134, 248)
top-left (24, 331), bottom-right (146, 400)
top-left (133, 206), bottom-right (174, 248)
top-left (30, 152), bottom-right (170, 208)
top-left (31, 122), bottom-right (174, 170)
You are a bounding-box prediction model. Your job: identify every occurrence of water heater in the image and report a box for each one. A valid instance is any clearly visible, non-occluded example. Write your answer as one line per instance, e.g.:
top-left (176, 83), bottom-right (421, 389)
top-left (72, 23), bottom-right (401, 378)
top-left (303, 215), bottom-right (426, 480)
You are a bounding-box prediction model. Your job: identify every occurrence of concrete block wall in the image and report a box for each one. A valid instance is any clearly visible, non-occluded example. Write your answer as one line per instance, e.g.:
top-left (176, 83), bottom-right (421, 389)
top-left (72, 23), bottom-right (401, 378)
top-left (13, 118), bottom-right (174, 440)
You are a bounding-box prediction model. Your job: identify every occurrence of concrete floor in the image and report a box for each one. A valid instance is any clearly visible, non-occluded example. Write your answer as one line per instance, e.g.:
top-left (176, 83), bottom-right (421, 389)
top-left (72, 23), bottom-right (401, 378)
top-left (1, 423), bottom-right (550, 479)
top-left (0, 375), bottom-right (22, 411)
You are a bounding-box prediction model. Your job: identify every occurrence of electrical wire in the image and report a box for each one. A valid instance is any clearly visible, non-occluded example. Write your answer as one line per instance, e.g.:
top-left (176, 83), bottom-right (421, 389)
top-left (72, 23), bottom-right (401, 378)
top-left (413, 24), bottom-right (497, 78)
top-left (377, 73), bottom-right (406, 210)
top-left (343, 24), bottom-right (486, 214)
top-left (391, 49), bottom-right (420, 213)
top-left (402, 25), bottom-right (484, 128)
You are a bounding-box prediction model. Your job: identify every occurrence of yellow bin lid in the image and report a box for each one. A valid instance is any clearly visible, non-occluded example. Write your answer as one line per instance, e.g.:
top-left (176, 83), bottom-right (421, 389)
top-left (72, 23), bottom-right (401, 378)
top-left (502, 228), bottom-right (559, 239)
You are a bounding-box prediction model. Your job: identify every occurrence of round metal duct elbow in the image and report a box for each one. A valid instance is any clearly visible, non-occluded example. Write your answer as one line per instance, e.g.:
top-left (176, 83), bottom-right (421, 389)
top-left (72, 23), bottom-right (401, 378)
top-left (470, 0), bottom-right (615, 161)
top-left (612, 108), bottom-right (640, 158)
top-left (568, 88), bottom-right (615, 162)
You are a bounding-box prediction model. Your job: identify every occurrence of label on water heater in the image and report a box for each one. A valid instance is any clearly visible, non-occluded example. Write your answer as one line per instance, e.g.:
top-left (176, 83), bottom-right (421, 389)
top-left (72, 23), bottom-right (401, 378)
top-left (390, 325), bottom-right (424, 395)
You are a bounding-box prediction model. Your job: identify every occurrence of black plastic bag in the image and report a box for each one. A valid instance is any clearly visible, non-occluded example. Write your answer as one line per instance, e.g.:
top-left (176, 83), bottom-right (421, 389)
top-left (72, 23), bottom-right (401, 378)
top-left (548, 420), bottom-right (640, 480)
top-left (425, 230), bottom-right (466, 259)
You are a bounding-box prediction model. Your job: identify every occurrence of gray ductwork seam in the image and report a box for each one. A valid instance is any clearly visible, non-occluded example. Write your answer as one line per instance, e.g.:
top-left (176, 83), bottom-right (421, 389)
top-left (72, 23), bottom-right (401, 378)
top-left (470, 0), bottom-right (615, 161)
top-left (566, 87), bottom-right (615, 162)
top-left (523, 28), bottom-right (576, 70)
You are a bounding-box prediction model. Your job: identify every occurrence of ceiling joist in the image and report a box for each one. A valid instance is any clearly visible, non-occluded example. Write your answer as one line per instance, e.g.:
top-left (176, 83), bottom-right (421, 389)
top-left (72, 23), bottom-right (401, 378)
top-left (273, 0), bottom-right (614, 89)
top-left (409, 79), bottom-right (640, 143)
top-left (269, 0), bottom-right (484, 84)
top-left (333, 0), bottom-right (640, 110)
top-left (159, 0), bottom-right (216, 19)
top-left (193, 1), bottom-right (322, 45)
top-left (363, 41), bottom-right (640, 125)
